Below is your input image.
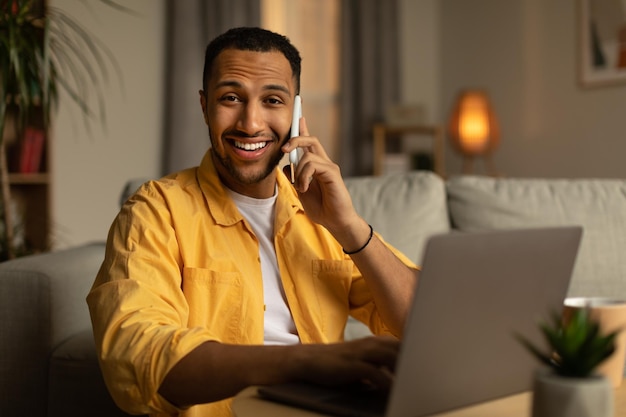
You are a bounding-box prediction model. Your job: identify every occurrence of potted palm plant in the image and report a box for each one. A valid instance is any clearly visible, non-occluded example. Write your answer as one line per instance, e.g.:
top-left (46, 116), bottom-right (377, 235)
top-left (0, 0), bottom-right (131, 259)
top-left (517, 307), bottom-right (618, 417)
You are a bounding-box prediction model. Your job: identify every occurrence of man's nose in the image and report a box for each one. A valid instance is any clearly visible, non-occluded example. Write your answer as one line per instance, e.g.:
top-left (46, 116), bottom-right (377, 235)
top-left (237, 101), bottom-right (264, 134)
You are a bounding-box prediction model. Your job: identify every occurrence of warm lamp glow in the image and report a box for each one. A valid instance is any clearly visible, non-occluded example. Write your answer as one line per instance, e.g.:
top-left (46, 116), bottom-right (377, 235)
top-left (448, 90), bottom-right (500, 175)
top-left (458, 95), bottom-right (490, 152)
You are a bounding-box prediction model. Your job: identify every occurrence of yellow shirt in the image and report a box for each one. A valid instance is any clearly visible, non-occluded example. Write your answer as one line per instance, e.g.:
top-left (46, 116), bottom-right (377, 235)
top-left (87, 150), bottom-right (416, 417)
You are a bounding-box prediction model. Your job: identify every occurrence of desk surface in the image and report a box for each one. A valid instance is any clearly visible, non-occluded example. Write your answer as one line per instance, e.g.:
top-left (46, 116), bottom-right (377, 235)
top-left (233, 380), bottom-right (626, 417)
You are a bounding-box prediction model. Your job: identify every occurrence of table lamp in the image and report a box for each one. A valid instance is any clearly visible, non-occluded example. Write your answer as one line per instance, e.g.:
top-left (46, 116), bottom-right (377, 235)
top-left (448, 90), bottom-right (500, 175)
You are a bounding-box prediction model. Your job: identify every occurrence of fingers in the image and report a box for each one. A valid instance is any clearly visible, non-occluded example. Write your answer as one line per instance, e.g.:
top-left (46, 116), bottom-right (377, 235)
top-left (338, 336), bottom-right (399, 390)
top-left (281, 116), bottom-right (341, 192)
top-left (297, 336), bottom-right (400, 391)
top-left (281, 164), bottom-right (316, 192)
top-left (282, 117), bottom-right (330, 162)
top-left (350, 337), bottom-right (399, 390)
top-left (359, 364), bottom-right (395, 392)
top-left (349, 336), bottom-right (400, 374)
top-left (289, 159), bottom-right (340, 194)
top-left (299, 114), bottom-right (310, 136)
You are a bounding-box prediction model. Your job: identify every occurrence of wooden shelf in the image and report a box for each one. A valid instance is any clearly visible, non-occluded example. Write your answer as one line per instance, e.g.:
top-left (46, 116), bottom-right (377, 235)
top-left (6, 167), bottom-right (51, 253)
top-left (4, 127), bottom-right (51, 255)
top-left (372, 123), bottom-right (446, 177)
top-left (1, 0), bottom-right (51, 258)
top-left (8, 173), bottom-right (50, 185)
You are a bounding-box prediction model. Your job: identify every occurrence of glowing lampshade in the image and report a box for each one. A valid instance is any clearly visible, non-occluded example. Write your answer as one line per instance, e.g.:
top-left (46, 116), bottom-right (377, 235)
top-left (448, 90), bottom-right (500, 174)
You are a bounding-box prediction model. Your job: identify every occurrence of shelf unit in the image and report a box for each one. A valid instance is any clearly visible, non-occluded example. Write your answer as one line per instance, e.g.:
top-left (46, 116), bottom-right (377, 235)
top-left (372, 123), bottom-right (446, 177)
top-left (5, 126), bottom-right (51, 254)
top-left (1, 0), bottom-right (51, 257)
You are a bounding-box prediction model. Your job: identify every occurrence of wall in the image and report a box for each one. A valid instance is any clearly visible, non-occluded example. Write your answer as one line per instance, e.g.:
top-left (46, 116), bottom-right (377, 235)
top-left (399, 0), bottom-right (441, 123)
top-left (50, 0), bottom-right (165, 249)
top-left (48, 0), bottom-right (626, 249)
top-left (440, 0), bottom-right (626, 179)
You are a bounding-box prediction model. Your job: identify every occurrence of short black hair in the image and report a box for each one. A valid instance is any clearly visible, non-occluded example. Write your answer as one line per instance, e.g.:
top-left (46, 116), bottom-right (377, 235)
top-left (202, 27), bottom-right (302, 94)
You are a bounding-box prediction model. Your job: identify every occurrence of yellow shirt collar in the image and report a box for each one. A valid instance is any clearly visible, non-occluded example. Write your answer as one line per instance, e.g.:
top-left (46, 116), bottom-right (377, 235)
top-left (196, 149), bottom-right (304, 227)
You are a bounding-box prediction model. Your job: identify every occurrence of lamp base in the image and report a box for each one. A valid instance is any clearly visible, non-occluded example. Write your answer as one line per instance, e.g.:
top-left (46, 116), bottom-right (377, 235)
top-left (462, 154), bottom-right (499, 176)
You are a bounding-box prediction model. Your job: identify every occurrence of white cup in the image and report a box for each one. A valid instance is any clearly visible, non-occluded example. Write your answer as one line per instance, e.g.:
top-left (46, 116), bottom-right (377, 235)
top-left (563, 297), bottom-right (626, 387)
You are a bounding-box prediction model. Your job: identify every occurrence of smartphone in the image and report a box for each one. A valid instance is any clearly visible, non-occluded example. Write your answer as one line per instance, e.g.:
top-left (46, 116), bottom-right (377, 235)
top-left (289, 95), bottom-right (302, 182)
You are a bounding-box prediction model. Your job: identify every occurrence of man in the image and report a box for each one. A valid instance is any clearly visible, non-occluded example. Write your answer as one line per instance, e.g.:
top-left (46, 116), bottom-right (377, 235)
top-left (87, 27), bottom-right (418, 417)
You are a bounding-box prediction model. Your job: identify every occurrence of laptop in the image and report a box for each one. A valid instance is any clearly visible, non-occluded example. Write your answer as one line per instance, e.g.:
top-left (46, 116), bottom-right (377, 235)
top-left (258, 226), bottom-right (583, 417)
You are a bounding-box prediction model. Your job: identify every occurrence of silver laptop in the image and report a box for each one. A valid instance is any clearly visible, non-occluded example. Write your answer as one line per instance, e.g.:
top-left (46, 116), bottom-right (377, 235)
top-left (258, 226), bottom-right (583, 417)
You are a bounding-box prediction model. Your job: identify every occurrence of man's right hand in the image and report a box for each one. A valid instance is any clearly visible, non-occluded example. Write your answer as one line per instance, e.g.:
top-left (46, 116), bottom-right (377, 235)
top-left (158, 336), bottom-right (400, 408)
top-left (288, 336), bottom-right (399, 391)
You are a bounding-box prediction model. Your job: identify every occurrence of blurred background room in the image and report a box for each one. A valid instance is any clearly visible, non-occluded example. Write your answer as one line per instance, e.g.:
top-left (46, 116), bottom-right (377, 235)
top-left (27, 0), bottom-right (626, 251)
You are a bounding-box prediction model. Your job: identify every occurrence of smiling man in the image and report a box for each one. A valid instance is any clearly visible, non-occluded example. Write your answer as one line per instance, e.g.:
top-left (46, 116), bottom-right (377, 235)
top-left (87, 27), bottom-right (418, 417)
top-left (202, 48), bottom-right (292, 196)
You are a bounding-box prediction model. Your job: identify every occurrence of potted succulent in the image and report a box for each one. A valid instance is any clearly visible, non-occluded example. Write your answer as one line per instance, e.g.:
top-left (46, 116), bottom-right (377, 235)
top-left (517, 307), bottom-right (618, 417)
top-left (0, 0), bottom-right (131, 259)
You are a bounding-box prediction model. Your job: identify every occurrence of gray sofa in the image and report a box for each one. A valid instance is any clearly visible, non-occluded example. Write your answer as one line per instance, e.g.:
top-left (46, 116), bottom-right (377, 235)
top-left (2, 171), bottom-right (626, 417)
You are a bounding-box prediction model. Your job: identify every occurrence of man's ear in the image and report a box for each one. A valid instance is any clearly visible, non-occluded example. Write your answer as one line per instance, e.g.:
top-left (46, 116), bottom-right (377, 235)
top-left (199, 90), bottom-right (209, 125)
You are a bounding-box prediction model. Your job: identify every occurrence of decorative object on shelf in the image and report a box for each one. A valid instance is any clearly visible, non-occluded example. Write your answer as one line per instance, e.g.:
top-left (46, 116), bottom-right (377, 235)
top-left (579, 0), bottom-right (626, 87)
top-left (19, 127), bottom-right (45, 174)
top-left (517, 306), bottom-right (618, 417)
top-left (0, 0), bottom-right (131, 260)
top-left (372, 123), bottom-right (445, 177)
top-left (384, 103), bottom-right (426, 128)
top-left (447, 89), bottom-right (500, 175)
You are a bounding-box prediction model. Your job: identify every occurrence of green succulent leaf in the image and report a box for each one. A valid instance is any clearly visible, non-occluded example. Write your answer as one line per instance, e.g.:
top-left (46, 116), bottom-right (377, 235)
top-left (517, 307), bottom-right (619, 378)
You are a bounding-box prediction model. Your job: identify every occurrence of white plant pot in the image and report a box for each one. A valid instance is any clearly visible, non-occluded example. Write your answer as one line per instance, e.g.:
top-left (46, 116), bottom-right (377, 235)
top-left (532, 370), bottom-right (613, 417)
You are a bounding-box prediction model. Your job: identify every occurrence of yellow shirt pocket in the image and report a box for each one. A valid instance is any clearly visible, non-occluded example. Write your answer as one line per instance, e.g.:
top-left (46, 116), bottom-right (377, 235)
top-left (182, 265), bottom-right (248, 343)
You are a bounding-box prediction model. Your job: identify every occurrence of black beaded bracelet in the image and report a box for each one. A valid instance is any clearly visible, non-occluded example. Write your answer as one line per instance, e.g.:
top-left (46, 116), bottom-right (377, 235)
top-left (343, 224), bottom-right (374, 255)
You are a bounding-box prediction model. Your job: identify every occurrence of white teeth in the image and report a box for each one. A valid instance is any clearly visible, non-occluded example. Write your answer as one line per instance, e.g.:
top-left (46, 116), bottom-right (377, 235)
top-left (234, 141), bottom-right (267, 151)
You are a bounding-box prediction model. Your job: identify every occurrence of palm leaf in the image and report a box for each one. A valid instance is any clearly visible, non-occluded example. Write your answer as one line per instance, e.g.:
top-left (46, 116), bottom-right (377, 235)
top-left (0, 0), bottom-right (129, 259)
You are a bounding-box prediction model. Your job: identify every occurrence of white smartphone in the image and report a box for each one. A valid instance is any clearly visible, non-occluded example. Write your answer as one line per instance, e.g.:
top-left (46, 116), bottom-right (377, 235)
top-left (289, 95), bottom-right (302, 182)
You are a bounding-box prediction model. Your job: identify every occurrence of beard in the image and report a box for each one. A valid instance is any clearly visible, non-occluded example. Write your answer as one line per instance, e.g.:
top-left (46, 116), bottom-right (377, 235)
top-left (209, 126), bottom-right (290, 185)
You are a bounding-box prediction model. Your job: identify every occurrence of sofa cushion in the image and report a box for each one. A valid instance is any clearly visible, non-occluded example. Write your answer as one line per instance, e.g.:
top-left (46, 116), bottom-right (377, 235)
top-left (0, 270), bottom-right (50, 417)
top-left (345, 171), bottom-right (451, 265)
top-left (446, 175), bottom-right (626, 298)
top-left (48, 329), bottom-right (140, 417)
top-left (0, 242), bottom-right (105, 417)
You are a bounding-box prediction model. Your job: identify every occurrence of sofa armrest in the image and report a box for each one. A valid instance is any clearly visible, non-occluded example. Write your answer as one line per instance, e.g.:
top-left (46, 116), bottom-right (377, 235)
top-left (0, 242), bottom-right (105, 417)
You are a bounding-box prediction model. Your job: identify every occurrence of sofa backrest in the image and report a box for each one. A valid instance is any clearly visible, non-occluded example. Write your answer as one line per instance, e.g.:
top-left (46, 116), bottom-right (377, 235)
top-left (345, 171), bottom-right (451, 265)
top-left (0, 242), bottom-right (105, 417)
top-left (447, 175), bottom-right (626, 298)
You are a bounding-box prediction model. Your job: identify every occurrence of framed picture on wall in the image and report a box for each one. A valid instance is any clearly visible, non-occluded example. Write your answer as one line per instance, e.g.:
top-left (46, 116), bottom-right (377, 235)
top-left (579, 0), bottom-right (626, 87)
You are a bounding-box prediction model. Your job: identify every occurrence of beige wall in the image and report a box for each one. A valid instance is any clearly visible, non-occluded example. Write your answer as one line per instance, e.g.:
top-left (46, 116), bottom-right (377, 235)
top-left (50, 0), bottom-right (165, 249)
top-left (399, 0), bottom-right (441, 122)
top-left (439, 0), bottom-right (626, 179)
top-left (49, 1), bottom-right (626, 249)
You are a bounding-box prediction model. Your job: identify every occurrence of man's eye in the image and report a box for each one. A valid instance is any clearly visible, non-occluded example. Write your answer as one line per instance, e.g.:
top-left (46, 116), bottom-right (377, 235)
top-left (266, 98), bottom-right (283, 105)
top-left (222, 95), bottom-right (240, 102)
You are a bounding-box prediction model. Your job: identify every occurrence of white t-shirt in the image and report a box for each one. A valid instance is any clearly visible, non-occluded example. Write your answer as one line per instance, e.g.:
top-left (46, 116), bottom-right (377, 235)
top-left (228, 188), bottom-right (300, 345)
